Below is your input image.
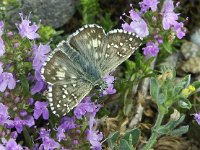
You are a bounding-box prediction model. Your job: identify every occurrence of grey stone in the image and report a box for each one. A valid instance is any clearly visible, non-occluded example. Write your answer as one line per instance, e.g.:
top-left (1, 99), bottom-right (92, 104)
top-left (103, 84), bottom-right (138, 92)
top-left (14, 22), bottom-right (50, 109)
top-left (13, 0), bottom-right (75, 28)
top-left (181, 41), bottom-right (200, 59)
top-left (191, 28), bottom-right (200, 47)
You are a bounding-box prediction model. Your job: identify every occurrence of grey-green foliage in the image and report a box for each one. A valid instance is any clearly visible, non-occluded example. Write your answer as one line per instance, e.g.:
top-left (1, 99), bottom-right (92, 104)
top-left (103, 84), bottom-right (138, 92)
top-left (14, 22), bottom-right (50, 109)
top-left (78, 0), bottom-right (117, 32)
top-left (107, 128), bottom-right (140, 150)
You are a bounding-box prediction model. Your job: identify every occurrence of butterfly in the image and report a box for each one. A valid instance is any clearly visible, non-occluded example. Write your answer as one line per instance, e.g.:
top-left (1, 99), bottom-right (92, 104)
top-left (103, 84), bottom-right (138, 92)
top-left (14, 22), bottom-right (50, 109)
top-left (41, 24), bottom-right (143, 117)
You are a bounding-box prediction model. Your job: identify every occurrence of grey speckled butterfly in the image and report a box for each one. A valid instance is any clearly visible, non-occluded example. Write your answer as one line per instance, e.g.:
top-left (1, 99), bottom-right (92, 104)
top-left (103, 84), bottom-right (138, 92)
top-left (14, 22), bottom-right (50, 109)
top-left (41, 24), bottom-right (143, 117)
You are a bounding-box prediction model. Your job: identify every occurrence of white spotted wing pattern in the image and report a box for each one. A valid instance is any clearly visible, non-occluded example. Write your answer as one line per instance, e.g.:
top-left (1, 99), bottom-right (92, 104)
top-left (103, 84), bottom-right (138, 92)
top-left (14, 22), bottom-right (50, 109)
top-left (41, 24), bottom-right (142, 116)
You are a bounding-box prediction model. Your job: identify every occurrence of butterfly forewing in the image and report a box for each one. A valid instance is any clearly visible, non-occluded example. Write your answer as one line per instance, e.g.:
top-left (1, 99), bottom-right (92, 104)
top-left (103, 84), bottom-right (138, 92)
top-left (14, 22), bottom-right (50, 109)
top-left (47, 80), bottom-right (92, 116)
top-left (68, 24), bottom-right (106, 68)
top-left (41, 45), bottom-right (83, 84)
top-left (100, 30), bottom-right (142, 76)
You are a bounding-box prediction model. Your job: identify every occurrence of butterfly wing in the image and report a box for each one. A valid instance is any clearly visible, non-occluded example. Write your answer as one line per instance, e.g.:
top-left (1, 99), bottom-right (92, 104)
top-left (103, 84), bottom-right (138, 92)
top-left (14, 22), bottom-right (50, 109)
top-left (41, 43), bottom-right (93, 116)
top-left (68, 24), bottom-right (106, 70)
top-left (41, 42), bottom-right (83, 84)
top-left (100, 30), bottom-right (143, 76)
top-left (47, 79), bottom-right (92, 116)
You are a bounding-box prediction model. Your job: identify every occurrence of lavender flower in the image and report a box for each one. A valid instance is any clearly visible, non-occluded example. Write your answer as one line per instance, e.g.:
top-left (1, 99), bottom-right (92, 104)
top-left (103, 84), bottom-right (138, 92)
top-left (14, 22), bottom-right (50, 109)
top-left (87, 128), bottom-right (103, 150)
top-left (162, 0), bottom-right (178, 30)
top-left (103, 75), bottom-right (116, 95)
top-left (39, 128), bottom-right (50, 139)
top-left (194, 112), bottom-right (200, 125)
top-left (39, 128), bottom-right (60, 150)
top-left (0, 21), bottom-right (4, 36)
top-left (142, 41), bottom-right (159, 57)
top-left (0, 103), bottom-right (9, 125)
top-left (33, 101), bottom-right (49, 120)
top-left (122, 10), bottom-right (149, 37)
top-left (173, 22), bottom-right (186, 39)
top-left (31, 71), bottom-right (45, 94)
top-left (74, 97), bottom-right (99, 119)
top-left (13, 117), bottom-right (24, 133)
top-left (39, 136), bottom-right (60, 150)
top-left (0, 62), bottom-right (3, 74)
top-left (87, 115), bottom-right (103, 150)
top-left (6, 139), bottom-right (23, 150)
top-left (139, 0), bottom-right (159, 12)
top-left (59, 116), bottom-right (76, 131)
top-left (56, 127), bottom-right (66, 142)
top-left (32, 44), bottom-right (51, 71)
top-left (16, 13), bottom-right (40, 40)
top-left (0, 38), bottom-right (5, 57)
top-left (23, 115), bottom-right (35, 127)
top-left (0, 72), bottom-right (16, 92)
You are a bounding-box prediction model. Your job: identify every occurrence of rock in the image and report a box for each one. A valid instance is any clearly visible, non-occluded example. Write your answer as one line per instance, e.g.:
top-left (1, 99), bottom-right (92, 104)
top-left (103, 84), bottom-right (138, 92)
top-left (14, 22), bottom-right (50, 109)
top-left (181, 57), bottom-right (200, 74)
top-left (181, 41), bottom-right (200, 59)
top-left (191, 28), bottom-right (200, 47)
top-left (11, 0), bottom-right (75, 28)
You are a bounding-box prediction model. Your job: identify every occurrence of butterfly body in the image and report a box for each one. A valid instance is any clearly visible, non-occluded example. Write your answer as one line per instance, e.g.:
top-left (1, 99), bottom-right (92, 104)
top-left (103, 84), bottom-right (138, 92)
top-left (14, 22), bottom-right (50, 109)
top-left (41, 24), bottom-right (142, 116)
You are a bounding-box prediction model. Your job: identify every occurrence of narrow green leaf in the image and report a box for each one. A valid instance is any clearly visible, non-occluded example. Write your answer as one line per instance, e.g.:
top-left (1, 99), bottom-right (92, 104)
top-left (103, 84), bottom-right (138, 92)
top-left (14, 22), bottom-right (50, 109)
top-left (150, 78), bottom-right (160, 103)
top-left (123, 128), bottom-right (140, 146)
top-left (19, 75), bottom-right (30, 96)
top-left (169, 125), bottom-right (189, 136)
top-left (107, 131), bottom-right (120, 149)
top-left (120, 139), bottom-right (132, 150)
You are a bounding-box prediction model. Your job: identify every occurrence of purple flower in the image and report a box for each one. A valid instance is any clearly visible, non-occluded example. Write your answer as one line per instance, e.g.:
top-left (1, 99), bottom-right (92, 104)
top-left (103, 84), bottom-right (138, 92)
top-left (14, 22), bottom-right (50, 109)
top-left (33, 101), bottom-right (49, 120)
top-left (32, 44), bottom-right (51, 71)
top-left (6, 139), bottom-right (23, 150)
top-left (139, 0), bottom-right (159, 12)
top-left (39, 128), bottom-right (50, 139)
top-left (11, 131), bottom-right (18, 139)
top-left (0, 37), bottom-right (5, 57)
top-left (173, 22), bottom-right (186, 39)
top-left (87, 129), bottom-right (103, 150)
top-left (0, 21), bottom-right (4, 36)
top-left (122, 10), bottom-right (149, 37)
top-left (0, 103), bottom-right (9, 125)
top-left (0, 62), bottom-right (3, 74)
top-left (16, 13), bottom-right (40, 40)
top-left (13, 117), bottom-right (24, 133)
top-left (194, 112), bottom-right (200, 125)
top-left (39, 137), bottom-right (60, 150)
top-left (74, 97), bottom-right (100, 119)
top-left (60, 116), bottom-right (76, 131)
top-left (0, 72), bottom-right (16, 92)
top-left (56, 127), bottom-right (66, 142)
top-left (103, 75), bottom-right (116, 95)
top-left (31, 71), bottom-right (45, 94)
top-left (162, 0), bottom-right (178, 30)
top-left (103, 74), bottom-right (115, 84)
top-left (103, 84), bottom-right (116, 95)
top-left (23, 115), bottom-right (35, 127)
top-left (142, 41), bottom-right (159, 57)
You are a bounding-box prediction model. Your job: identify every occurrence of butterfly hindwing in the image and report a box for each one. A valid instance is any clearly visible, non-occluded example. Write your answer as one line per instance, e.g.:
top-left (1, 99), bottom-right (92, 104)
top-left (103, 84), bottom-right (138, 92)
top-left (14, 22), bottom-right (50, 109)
top-left (47, 80), bottom-right (92, 116)
top-left (100, 29), bottom-right (143, 76)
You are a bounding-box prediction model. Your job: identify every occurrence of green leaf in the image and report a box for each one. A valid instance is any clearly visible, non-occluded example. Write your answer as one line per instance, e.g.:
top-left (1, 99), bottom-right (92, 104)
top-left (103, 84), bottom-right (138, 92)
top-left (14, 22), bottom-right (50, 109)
top-left (23, 127), bottom-right (34, 148)
top-left (169, 125), bottom-right (189, 136)
top-left (178, 99), bottom-right (192, 109)
top-left (107, 131), bottom-right (120, 149)
top-left (123, 128), bottom-right (140, 146)
top-left (192, 81), bottom-right (200, 90)
top-left (19, 75), bottom-right (30, 96)
top-left (119, 139), bottom-right (132, 150)
top-left (150, 78), bottom-right (160, 103)
top-left (163, 42), bottom-right (172, 53)
top-left (174, 75), bottom-right (191, 94)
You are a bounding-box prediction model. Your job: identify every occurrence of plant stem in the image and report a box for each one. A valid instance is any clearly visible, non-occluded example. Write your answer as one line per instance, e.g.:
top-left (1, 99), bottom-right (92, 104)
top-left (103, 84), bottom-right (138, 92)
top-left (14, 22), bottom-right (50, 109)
top-left (142, 112), bottom-right (164, 150)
